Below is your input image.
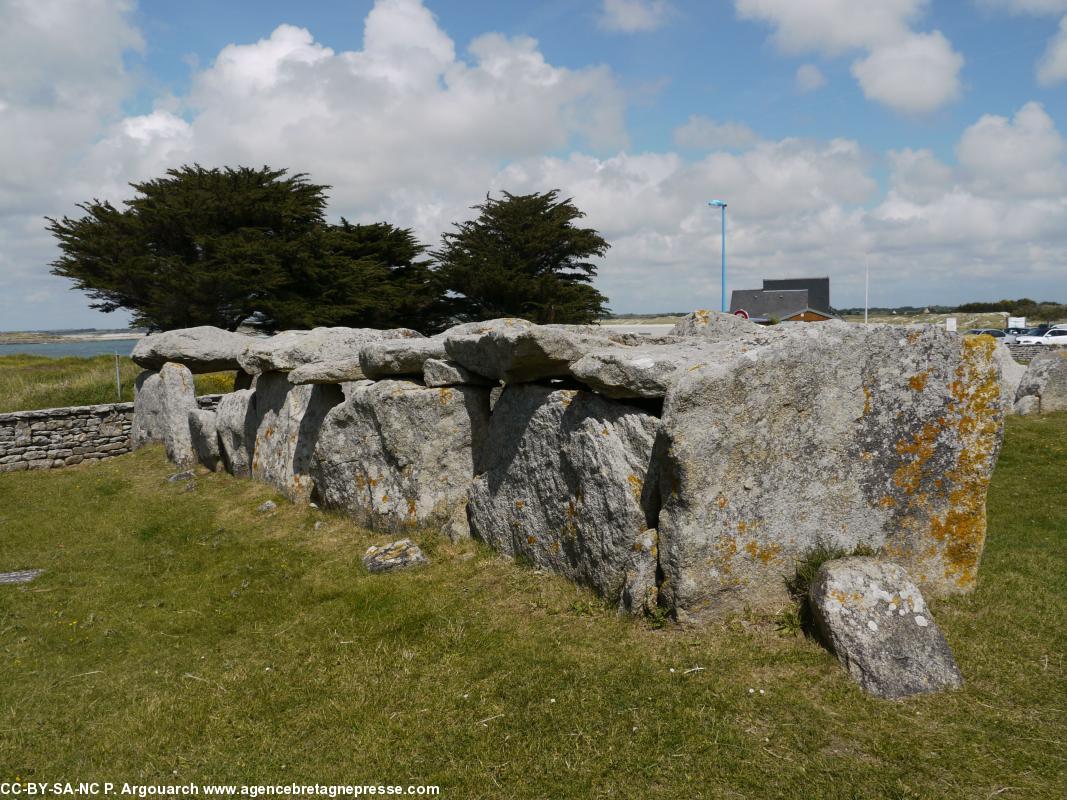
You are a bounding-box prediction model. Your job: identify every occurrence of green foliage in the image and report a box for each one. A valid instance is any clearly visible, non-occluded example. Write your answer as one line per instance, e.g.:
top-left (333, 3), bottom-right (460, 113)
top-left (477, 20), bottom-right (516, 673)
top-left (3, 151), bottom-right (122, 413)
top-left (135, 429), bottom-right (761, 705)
top-left (955, 297), bottom-right (1067, 320)
top-left (48, 165), bottom-right (445, 333)
top-left (0, 354), bottom-right (233, 412)
top-left (48, 165), bottom-right (327, 332)
top-left (433, 190), bottom-right (610, 324)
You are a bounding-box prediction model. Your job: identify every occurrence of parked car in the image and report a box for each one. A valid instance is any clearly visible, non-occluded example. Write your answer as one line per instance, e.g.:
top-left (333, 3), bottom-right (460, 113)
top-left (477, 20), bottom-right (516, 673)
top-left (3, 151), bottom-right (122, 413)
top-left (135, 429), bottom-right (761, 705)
top-left (1016, 328), bottom-right (1067, 345)
top-left (965, 328), bottom-right (1009, 341)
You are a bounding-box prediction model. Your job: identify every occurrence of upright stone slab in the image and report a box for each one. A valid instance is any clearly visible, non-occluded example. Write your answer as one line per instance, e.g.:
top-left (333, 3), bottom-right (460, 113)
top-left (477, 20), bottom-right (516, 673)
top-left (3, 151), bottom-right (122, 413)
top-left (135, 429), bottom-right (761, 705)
top-left (311, 380), bottom-right (491, 539)
top-left (188, 409), bottom-right (222, 471)
top-left (251, 372), bottom-right (343, 503)
top-left (216, 389), bottom-right (258, 477)
top-left (656, 324), bottom-right (1004, 621)
top-left (1014, 349), bottom-right (1067, 414)
top-left (131, 364), bottom-right (198, 468)
top-left (467, 384), bottom-right (659, 601)
top-left (991, 343), bottom-right (1026, 415)
top-left (810, 557), bottom-right (963, 698)
top-left (132, 326), bottom-right (252, 372)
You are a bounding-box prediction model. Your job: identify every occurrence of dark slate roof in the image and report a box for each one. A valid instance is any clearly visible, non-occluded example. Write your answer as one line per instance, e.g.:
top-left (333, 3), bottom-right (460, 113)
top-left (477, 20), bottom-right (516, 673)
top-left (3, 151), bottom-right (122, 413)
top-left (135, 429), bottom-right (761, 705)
top-left (730, 288), bottom-right (813, 320)
top-left (761, 277), bottom-right (831, 314)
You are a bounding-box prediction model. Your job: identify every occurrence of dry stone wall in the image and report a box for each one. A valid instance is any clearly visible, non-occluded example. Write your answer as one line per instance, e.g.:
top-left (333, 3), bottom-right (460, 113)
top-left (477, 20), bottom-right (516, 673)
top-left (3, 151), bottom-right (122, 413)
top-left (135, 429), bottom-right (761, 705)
top-left (128, 314), bottom-right (1007, 622)
top-left (0, 395), bottom-right (221, 473)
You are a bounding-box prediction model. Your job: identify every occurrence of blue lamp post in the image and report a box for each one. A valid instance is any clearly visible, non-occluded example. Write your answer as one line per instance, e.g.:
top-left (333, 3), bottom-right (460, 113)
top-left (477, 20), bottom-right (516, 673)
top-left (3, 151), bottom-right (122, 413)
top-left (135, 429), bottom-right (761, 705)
top-left (708, 199), bottom-right (727, 312)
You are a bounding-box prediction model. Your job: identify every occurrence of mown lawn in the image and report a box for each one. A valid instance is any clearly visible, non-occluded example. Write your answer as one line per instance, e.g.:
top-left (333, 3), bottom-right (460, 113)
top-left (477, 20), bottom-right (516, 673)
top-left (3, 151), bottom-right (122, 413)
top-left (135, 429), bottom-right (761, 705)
top-left (0, 355), bottom-right (234, 413)
top-left (0, 415), bottom-right (1064, 799)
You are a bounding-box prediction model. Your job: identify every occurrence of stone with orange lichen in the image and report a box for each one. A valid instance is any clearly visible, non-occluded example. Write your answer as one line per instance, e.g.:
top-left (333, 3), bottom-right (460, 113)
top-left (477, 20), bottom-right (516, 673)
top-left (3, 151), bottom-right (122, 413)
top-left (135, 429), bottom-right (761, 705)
top-left (655, 321), bottom-right (1004, 622)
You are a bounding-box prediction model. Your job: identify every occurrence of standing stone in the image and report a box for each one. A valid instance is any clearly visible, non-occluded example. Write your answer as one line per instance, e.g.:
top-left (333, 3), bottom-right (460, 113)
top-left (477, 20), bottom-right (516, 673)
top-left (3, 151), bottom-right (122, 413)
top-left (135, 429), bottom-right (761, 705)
top-left (467, 384), bottom-right (659, 601)
top-left (188, 409), bottom-right (222, 471)
top-left (991, 343), bottom-right (1026, 414)
top-left (656, 323), bottom-right (1004, 621)
top-left (1014, 349), bottom-right (1067, 414)
top-left (618, 529), bottom-right (660, 616)
top-left (810, 557), bottom-right (964, 698)
top-left (311, 380), bottom-right (491, 539)
top-left (251, 373), bottom-right (343, 504)
top-left (131, 364), bottom-right (198, 468)
top-left (132, 326), bottom-right (252, 372)
top-left (216, 389), bottom-right (258, 477)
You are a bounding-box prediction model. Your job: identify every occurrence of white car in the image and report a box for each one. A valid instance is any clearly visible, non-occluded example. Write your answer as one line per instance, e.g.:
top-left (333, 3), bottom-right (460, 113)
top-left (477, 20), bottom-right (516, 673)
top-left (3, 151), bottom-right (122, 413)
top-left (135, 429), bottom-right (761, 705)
top-left (1016, 328), bottom-right (1067, 345)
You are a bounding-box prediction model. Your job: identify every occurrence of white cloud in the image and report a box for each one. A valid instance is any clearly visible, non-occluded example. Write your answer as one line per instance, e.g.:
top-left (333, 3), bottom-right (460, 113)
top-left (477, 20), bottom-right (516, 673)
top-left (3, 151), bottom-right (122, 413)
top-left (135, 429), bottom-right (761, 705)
top-left (956, 102), bottom-right (1067, 195)
top-left (1038, 16), bottom-right (1067, 84)
top-left (977, 0), bottom-right (1067, 13)
top-left (673, 116), bottom-right (759, 149)
top-left (597, 0), bottom-right (672, 33)
top-left (795, 63), bottom-right (826, 92)
top-left (851, 31), bottom-right (963, 114)
top-left (736, 0), bottom-right (963, 113)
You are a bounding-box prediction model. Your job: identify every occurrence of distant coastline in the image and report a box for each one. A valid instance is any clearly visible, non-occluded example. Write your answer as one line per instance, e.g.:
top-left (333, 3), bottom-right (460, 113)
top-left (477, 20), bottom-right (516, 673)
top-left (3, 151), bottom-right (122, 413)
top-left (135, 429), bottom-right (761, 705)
top-left (0, 329), bottom-right (146, 345)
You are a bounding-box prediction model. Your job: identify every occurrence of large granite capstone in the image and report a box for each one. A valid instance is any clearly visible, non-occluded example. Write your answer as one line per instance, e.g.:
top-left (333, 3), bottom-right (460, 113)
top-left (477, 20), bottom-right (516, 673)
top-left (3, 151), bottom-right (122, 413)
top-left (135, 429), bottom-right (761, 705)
top-left (132, 326), bottom-right (253, 373)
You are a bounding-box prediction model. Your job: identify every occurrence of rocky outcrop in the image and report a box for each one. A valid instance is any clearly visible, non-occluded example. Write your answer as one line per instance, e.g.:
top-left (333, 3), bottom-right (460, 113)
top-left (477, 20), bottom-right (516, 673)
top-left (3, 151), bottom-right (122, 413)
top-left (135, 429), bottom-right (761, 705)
top-left (132, 326), bottom-right (253, 373)
top-left (311, 380), bottom-right (491, 539)
top-left (467, 384), bottom-right (659, 601)
top-left (1014, 350), bottom-right (1067, 414)
top-left (188, 409), bottom-right (222, 471)
top-left (655, 324), bottom-right (1004, 621)
top-left (131, 364), bottom-right (198, 468)
top-left (238, 327), bottom-right (422, 375)
top-left (810, 557), bottom-right (963, 698)
top-left (250, 373), bottom-right (343, 503)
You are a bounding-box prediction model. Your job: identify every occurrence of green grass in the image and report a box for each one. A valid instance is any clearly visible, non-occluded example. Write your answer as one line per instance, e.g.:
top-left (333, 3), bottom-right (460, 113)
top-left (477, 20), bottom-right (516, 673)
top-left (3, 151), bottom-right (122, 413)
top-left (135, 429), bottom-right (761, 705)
top-left (0, 355), bottom-right (234, 413)
top-left (0, 416), bottom-right (1065, 798)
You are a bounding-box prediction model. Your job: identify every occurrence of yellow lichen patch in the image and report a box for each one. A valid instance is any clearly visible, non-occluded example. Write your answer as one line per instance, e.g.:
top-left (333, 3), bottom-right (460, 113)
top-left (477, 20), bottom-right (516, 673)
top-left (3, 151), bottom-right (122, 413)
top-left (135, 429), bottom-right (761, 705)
top-left (743, 540), bottom-right (782, 565)
top-left (627, 474), bottom-right (643, 501)
top-left (892, 421), bottom-right (940, 495)
top-left (907, 329), bottom-right (923, 345)
top-left (695, 309), bottom-right (710, 325)
top-left (550, 541), bottom-right (560, 554)
top-left (831, 589), bottom-right (850, 606)
top-left (515, 500), bottom-right (525, 510)
top-left (527, 535), bottom-right (537, 545)
top-left (862, 384), bottom-right (872, 416)
top-left (878, 495), bottom-right (896, 508)
top-left (558, 390), bottom-right (578, 409)
top-left (407, 498), bottom-right (417, 517)
top-left (737, 520), bottom-right (748, 534)
top-left (908, 371), bottom-right (930, 391)
top-left (437, 388), bottom-right (453, 406)
top-left (566, 500), bottom-right (577, 519)
top-left (716, 495), bottom-right (727, 510)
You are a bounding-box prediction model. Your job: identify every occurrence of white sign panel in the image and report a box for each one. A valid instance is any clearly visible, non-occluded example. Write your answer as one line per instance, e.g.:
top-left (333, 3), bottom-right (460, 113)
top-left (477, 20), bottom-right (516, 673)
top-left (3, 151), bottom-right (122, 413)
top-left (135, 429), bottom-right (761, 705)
top-left (1008, 316), bottom-right (1026, 329)
top-left (945, 318), bottom-right (957, 332)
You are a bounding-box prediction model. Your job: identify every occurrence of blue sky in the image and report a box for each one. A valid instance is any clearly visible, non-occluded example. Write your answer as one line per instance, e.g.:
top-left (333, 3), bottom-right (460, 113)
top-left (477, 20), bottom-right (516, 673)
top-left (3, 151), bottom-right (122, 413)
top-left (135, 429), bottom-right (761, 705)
top-left (2, 0), bottom-right (1066, 329)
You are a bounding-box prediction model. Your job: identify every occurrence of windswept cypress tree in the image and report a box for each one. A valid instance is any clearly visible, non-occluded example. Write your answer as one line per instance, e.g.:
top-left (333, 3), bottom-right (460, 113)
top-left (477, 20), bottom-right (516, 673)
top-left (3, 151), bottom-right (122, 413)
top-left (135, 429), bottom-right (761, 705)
top-left (432, 190), bottom-right (610, 324)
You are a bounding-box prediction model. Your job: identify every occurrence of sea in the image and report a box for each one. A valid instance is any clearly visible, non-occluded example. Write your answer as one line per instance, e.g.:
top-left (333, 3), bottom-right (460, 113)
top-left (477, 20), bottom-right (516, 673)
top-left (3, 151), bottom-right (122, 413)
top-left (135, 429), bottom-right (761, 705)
top-left (0, 338), bottom-right (141, 358)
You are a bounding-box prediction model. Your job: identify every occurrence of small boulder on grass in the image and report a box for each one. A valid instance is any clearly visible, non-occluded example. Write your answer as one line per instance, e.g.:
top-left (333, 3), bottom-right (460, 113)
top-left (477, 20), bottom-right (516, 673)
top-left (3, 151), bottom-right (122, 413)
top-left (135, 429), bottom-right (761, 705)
top-left (810, 557), bottom-right (963, 699)
top-left (256, 500), bottom-right (277, 513)
top-left (363, 539), bottom-right (428, 573)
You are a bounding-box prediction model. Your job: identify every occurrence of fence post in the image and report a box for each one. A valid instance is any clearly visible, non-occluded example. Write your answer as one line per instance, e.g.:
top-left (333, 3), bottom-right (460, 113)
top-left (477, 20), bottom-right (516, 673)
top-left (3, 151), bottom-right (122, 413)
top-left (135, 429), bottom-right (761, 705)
top-left (114, 352), bottom-right (121, 402)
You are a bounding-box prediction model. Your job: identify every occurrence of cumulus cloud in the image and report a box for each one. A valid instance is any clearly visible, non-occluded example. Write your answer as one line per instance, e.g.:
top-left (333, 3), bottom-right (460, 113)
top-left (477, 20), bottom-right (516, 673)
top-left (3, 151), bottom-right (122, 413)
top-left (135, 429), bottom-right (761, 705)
top-left (851, 32), bottom-right (963, 114)
top-left (1037, 16), bottom-right (1067, 84)
top-left (3, 0), bottom-right (1067, 327)
top-left (673, 116), bottom-right (759, 149)
top-left (597, 0), bottom-right (672, 33)
top-left (977, 0), bottom-right (1067, 13)
top-left (736, 0), bottom-right (963, 113)
top-left (795, 63), bottom-right (826, 92)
